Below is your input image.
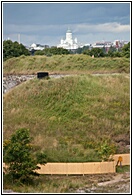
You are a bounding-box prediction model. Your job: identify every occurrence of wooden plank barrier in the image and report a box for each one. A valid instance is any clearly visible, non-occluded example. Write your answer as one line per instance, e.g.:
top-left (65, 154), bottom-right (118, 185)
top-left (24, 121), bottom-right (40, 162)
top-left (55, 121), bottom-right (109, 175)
top-left (67, 163), bottom-right (83, 175)
top-left (36, 161), bottom-right (115, 175)
top-left (3, 154), bottom-right (130, 175)
top-left (112, 154), bottom-right (130, 166)
top-left (83, 162), bottom-right (101, 174)
top-left (100, 161), bottom-right (116, 173)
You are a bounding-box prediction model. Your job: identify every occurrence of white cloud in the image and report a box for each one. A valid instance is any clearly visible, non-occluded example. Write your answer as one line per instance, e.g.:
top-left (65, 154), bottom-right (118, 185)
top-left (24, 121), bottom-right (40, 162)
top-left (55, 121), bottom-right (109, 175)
top-left (96, 22), bottom-right (130, 33)
top-left (4, 22), bottom-right (130, 35)
top-left (3, 22), bottom-right (130, 46)
top-left (73, 22), bottom-right (130, 34)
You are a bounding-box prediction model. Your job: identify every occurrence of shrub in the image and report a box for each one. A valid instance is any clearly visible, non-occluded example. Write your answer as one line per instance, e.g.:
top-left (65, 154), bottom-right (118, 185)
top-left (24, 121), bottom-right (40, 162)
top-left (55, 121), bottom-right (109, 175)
top-left (3, 128), bottom-right (47, 184)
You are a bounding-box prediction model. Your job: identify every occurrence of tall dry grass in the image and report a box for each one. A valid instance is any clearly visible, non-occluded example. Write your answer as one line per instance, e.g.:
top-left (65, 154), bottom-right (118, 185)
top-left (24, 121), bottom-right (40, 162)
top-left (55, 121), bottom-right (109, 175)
top-left (3, 74), bottom-right (130, 162)
top-left (3, 55), bottom-right (130, 75)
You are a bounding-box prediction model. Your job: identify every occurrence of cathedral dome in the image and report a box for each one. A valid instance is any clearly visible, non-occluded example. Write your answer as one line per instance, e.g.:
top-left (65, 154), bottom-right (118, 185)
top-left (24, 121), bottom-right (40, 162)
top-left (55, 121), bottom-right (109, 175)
top-left (67, 29), bottom-right (72, 33)
top-left (31, 43), bottom-right (36, 48)
top-left (57, 29), bottom-right (82, 50)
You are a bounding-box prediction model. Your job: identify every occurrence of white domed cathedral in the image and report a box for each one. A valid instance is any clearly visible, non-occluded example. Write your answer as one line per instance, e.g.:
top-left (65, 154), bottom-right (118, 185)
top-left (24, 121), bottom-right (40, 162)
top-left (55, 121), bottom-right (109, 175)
top-left (57, 29), bottom-right (83, 50)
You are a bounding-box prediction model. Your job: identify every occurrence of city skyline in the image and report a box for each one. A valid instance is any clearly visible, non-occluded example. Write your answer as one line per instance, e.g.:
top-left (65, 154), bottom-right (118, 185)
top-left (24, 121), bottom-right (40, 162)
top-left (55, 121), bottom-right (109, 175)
top-left (3, 2), bottom-right (130, 46)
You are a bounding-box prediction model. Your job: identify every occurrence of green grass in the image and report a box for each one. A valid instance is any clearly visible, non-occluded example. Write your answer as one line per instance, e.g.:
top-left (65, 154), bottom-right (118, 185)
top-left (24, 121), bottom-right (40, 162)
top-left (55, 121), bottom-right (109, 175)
top-left (3, 172), bottom-right (115, 193)
top-left (3, 55), bottom-right (130, 193)
top-left (3, 55), bottom-right (130, 75)
top-left (3, 74), bottom-right (130, 162)
top-left (4, 167), bottom-right (130, 193)
top-left (116, 165), bottom-right (130, 173)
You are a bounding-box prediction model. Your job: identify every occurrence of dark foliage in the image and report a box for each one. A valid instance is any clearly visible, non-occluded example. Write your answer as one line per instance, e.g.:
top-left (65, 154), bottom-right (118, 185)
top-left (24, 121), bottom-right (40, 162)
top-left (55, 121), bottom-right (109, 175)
top-left (3, 40), bottom-right (30, 61)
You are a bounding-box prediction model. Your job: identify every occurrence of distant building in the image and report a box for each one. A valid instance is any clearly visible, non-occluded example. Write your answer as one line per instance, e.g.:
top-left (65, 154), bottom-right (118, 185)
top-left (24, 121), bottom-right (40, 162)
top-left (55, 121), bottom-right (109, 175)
top-left (28, 43), bottom-right (49, 51)
top-left (57, 29), bottom-right (83, 50)
top-left (92, 41), bottom-right (112, 48)
top-left (91, 40), bottom-right (129, 53)
top-left (112, 40), bottom-right (129, 48)
top-left (91, 41), bottom-right (112, 53)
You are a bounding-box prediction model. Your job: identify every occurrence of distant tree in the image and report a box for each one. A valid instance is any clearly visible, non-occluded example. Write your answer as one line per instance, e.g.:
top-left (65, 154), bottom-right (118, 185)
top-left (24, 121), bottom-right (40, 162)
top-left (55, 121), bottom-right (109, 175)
top-left (107, 43), bottom-right (130, 58)
top-left (76, 46), bottom-right (90, 54)
top-left (122, 42), bottom-right (130, 58)
top-left (3, 40), bottom-right (30, 61)
top-left (75, 47), bottom-right (83, 54)
top-left (90, 48), bottom-right (105, 57)
top-left (107, 50), bottom-right (114, 57)
top-left (34, 50), bottom-right (44, 55)
top-left (113, 51), bottom-right (122, 57)
top-left (3, 128), bottom-right (47, 184)
top-left (40, 47), bottom-right (70, 56)
top-left (102, 47), bottom-right (108, 56)
top-left (83, 49), bottom-right (91, 55)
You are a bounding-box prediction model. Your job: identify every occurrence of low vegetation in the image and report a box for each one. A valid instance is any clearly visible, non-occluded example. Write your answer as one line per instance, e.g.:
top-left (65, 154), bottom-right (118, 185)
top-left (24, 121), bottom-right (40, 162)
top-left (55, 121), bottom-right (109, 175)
top-left (3, 166), bottom-right (130, 193)
top-left (3, 53), bottom-right (130, 192)
top-left (3, 55), bottom-right (130, 75)
top-left (3, 74), bottom-right (130, 162)
top-left (116, 165), bottom-right (130, 173)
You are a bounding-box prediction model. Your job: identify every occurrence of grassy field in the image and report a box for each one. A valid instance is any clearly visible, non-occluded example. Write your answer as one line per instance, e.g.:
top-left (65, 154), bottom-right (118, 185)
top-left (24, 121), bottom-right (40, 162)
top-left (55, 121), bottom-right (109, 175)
top-left (3, 55), bottom-right (130, 193)
top-left (3, 74), bottom-right (130, 162)
top-left (3, 54), bottom-right (130, 75)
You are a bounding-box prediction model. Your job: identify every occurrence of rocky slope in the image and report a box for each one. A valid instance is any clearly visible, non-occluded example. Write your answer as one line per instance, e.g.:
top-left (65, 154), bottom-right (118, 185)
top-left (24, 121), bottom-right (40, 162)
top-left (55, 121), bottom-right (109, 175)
top-left (3, 75), bottom-right (35, 94)
top-left (73, 172), bottom-right (130, 193)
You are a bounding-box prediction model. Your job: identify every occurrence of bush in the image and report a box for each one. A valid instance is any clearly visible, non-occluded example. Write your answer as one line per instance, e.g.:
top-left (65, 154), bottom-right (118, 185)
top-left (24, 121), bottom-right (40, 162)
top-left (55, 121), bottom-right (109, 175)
top-left (3, 128), bottom-right (47, 184)
top-left (97, 140), bottom-right (116, 161)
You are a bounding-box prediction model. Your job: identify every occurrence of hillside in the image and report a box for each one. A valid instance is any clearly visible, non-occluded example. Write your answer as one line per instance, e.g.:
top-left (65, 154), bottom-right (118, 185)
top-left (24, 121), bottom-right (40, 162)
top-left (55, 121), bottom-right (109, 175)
top-left (3, 74), bottom-right (130, 162)
top-left (3, 55), bottom-right (130, 75)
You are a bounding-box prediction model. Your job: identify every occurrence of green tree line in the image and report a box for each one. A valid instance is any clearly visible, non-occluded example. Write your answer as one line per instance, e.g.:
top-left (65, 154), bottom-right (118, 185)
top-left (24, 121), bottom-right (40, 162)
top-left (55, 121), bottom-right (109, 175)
top-left (34, 47), bottom-right (70, 56)
top-left (83, 43), bottom-right (130, 58)
top-left (3, 40), bottom-right (130, 61)
top-left (3, 40), bottom-right (30, 61)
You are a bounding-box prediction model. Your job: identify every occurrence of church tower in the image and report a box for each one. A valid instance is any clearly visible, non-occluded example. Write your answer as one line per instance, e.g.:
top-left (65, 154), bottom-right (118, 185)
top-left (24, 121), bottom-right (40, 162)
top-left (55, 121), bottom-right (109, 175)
top-left (66, 28), bottom-right (72, 42)
top-left (57, 28), bottom-right (83, 50)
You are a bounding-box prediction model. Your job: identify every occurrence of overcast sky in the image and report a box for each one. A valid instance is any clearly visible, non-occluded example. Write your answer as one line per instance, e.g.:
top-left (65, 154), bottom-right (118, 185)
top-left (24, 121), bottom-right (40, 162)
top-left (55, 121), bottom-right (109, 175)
top-left (3, 2), bottom-right (130, 46)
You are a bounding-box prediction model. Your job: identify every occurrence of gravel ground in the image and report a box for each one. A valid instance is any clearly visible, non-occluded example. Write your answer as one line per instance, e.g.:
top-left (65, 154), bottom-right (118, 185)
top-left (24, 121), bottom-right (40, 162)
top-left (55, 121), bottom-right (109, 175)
top-left (75, 172), bottom-right (130, 193)
top-left (3, 75), bottom-right (36, 94)
top-left (3, 74), bottom-right (71, 94)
